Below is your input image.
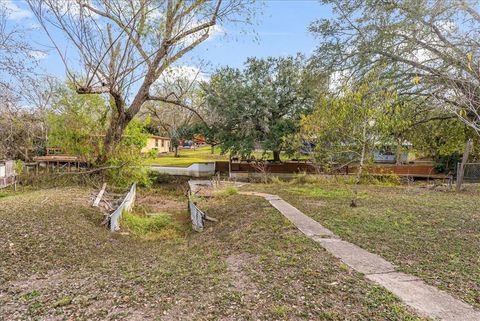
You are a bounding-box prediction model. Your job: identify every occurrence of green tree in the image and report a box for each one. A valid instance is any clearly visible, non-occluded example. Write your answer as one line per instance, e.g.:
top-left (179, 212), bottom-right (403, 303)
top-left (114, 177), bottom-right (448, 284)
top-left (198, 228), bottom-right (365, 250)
top-left (47, 85), bottom-right (108, 162)
top-left (28, 0), bottom-right (254, 163)
top-left (204, 55), bottom-right (317, 161)
top-left (48, 84), bottom-right (149, 187)
top-left (302, 74), bottom-right (395, 206)
top-left (310, 0), bottom-right (480, 135)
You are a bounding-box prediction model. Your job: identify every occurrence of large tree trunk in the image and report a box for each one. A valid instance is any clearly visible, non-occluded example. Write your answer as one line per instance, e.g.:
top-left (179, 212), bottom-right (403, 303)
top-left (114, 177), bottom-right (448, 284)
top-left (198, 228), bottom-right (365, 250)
top-left (97, 112), bottom-right (130, 164)
top-left (211, 144), bottom-right (215, 154)
top-left (272, 150), bottom-right (281, 162)
top-left (174, 146), bottom-right (179, 157)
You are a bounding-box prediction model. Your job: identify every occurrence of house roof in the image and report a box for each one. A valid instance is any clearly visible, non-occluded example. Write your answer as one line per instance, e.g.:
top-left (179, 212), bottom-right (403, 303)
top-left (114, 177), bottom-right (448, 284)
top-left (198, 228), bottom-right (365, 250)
top-left (148, 135), bottom-right (170, 140)
top-left (91, 134), bottom-right (170, 140)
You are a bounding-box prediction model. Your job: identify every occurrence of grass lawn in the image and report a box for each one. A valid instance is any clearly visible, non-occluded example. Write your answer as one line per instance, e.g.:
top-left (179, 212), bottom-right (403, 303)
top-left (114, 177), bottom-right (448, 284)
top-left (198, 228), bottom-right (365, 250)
top-left (144, 145), bottom-right (228, 167)
top-left (0, 178), bottom-right (425, 320)
top-left (144, 145), bottom-right (309, 167)
top-left (246, 179), bottom-right (480, 309)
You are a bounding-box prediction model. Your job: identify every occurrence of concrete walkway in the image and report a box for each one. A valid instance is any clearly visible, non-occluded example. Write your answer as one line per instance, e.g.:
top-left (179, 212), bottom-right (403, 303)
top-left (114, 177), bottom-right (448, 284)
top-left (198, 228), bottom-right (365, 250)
top-left (240, 191), bottom-right (480, 321)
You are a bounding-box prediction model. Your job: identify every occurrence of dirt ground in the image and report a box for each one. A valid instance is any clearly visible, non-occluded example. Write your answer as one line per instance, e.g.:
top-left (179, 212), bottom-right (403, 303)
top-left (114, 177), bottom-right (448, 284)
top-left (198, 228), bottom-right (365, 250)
top-left (0, 182), bottom-right (426, 320)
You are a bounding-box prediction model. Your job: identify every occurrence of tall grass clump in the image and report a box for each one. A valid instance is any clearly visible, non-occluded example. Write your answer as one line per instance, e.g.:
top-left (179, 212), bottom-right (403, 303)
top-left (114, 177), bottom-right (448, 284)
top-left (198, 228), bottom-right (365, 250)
top-left (214, 186), bottom-right (238, 198)
top-left (122, 211), bottom-right (184, 240)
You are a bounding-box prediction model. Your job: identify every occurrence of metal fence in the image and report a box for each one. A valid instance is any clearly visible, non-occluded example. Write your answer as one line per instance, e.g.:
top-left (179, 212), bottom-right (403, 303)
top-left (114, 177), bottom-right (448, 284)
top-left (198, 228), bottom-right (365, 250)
top-left (188, 193), bottom-right (206, 232)
top-left (187, 180), bottom-right (211, 232)
top-left (462, 163), bottom-right (480, 181)
top-left (109, 183), bottom-right (136, 232)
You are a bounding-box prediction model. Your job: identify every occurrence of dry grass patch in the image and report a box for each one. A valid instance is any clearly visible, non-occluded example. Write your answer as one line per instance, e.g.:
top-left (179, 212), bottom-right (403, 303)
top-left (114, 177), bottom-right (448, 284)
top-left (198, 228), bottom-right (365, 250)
top-left (250, 182), bottom-right (480, 309)
top-left (0, 182), bottom-right (426, 320)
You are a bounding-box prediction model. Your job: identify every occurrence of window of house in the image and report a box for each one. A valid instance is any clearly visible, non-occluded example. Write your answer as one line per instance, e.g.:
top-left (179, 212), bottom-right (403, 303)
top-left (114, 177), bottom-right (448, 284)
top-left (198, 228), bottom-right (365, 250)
top-left (155, 139), bottom-right (159, 147)
top-left (161, 139), bottom-right (164, 147)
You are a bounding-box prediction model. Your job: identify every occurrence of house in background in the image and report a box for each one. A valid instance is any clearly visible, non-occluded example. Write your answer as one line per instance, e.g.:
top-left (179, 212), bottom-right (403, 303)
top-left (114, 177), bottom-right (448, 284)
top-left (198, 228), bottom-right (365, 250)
top-left (142, 135), bottom-right (171, 154)
top-left (373, 142), bottom-right (413, 164)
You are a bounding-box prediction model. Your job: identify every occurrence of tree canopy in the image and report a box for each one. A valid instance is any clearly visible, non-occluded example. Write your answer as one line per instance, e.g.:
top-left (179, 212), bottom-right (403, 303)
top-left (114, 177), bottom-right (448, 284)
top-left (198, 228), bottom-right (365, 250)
top-left (203, 55), bottom-right (318, 161)
top-left (311, 0), bottom-right (480, 135)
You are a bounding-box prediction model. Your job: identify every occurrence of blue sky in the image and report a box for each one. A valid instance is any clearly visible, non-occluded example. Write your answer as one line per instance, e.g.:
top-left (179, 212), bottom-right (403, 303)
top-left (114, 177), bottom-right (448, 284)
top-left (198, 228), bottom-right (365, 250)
top-left (197, 0), bottom-right (331, 70)
top-left (4, 0), bottom-right (330, 79)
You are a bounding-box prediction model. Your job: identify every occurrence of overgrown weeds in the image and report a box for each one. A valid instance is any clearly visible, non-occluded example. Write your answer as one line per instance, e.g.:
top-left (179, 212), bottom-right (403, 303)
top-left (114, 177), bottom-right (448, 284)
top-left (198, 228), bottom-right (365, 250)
top-left (121, 211), bottom-right (184, 240)
top-left (214, 186), bottom-right (238, 198)
top-left (268, 172), bottom-right (402, 187)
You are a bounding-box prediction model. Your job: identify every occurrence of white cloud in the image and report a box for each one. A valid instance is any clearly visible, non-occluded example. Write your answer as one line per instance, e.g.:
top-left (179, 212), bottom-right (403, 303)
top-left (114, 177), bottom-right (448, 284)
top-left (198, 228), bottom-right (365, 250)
top-left (158, 65), bottom-right (209, 85)
top-left (53, 0), bottom-right (99, 20)
top-left (208, 24), bottom-right (225, 40)
top-left (2, 0), bottom-right (33, 20)
top-left (175, 15), bottom-right (226, 46)
top-left (29, 50), bottom-right (48, 60)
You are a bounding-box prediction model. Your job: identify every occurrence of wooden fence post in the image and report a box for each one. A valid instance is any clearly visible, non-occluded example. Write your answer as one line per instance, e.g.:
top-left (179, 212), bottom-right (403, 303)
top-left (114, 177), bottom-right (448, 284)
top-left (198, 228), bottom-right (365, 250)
top-left (456, 139), bottom-right (473, 192)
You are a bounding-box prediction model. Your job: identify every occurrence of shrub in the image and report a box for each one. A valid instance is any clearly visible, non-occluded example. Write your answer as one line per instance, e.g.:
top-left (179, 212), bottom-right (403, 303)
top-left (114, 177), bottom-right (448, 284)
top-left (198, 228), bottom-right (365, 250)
top-left (359, 173), bottom-right (401, 186)
top-left (104, 119), bottom-right (151, 188)
top-left (15, 160), bottom-right (24, 175)
top-left (146, 149), bottom-right (158, 159)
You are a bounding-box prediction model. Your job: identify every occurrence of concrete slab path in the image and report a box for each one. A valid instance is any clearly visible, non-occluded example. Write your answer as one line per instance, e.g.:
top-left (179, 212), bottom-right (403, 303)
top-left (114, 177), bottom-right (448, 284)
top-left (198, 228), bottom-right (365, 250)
top-left (240, 191), bottom-right (480, 321)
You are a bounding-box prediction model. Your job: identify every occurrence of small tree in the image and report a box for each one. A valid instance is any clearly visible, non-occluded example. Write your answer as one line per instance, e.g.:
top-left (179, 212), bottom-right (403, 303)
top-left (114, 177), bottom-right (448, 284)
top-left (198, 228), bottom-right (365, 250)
top-left (148, 104), bottom-right (195, 157)
top-left (302, 74), bottom-right (394, 207)
top-left (47, 83), bottom-right (108, 161)
top-left (311, 0), bottom-right (480, 136)
top-left (145, 69), bottom-right (205, 157)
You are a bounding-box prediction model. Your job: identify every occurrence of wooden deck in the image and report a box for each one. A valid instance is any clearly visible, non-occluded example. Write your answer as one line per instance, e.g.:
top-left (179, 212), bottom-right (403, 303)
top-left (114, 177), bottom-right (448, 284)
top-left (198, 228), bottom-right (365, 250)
top-left (33, 155), bottom-right (79, 162)
top-left (29, 153), bottom-right (87, 174)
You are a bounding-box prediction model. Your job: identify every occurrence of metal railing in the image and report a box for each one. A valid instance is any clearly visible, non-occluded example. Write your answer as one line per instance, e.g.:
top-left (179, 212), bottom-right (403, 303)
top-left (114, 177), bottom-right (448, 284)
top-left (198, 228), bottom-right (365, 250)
top-left (188, 193), bottom-right (205, 232)
top-left (109, 183), bottom-right (136, 232)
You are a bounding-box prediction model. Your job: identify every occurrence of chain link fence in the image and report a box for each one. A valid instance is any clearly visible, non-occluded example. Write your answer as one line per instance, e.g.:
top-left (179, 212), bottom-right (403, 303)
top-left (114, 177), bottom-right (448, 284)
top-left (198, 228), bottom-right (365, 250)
top-left (462, 163), bottom-right (480, 182)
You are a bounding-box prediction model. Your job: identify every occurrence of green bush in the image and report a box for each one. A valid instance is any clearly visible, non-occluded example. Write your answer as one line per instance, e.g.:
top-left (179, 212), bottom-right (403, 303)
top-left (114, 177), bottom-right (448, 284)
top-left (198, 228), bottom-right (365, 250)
top-left (359, 173), bottom-right (401, 186)
top-left (15, 160), bottom-right (24, 175)
top-left (434, 153), bottom-right (461, 174)
top-left (104, 119), bottom-right (151, 188)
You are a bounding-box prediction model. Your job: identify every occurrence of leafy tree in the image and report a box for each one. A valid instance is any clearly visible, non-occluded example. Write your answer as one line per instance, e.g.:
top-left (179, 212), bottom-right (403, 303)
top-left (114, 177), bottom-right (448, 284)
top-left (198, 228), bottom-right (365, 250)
top-left (302, 73), bottom-right (395, 206)
top-left (310, 0), bottom-right (480, 135)
top-left (47, 85), bottom-right (108, 162)
top-left (27, 0), bottom-right (255, 163)
top-left (48, 84), bottom-right (149, 187)
top-left (204, 55), bottom-right (317, 161)
top-left (405, 117), bottom-right (478, 173)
